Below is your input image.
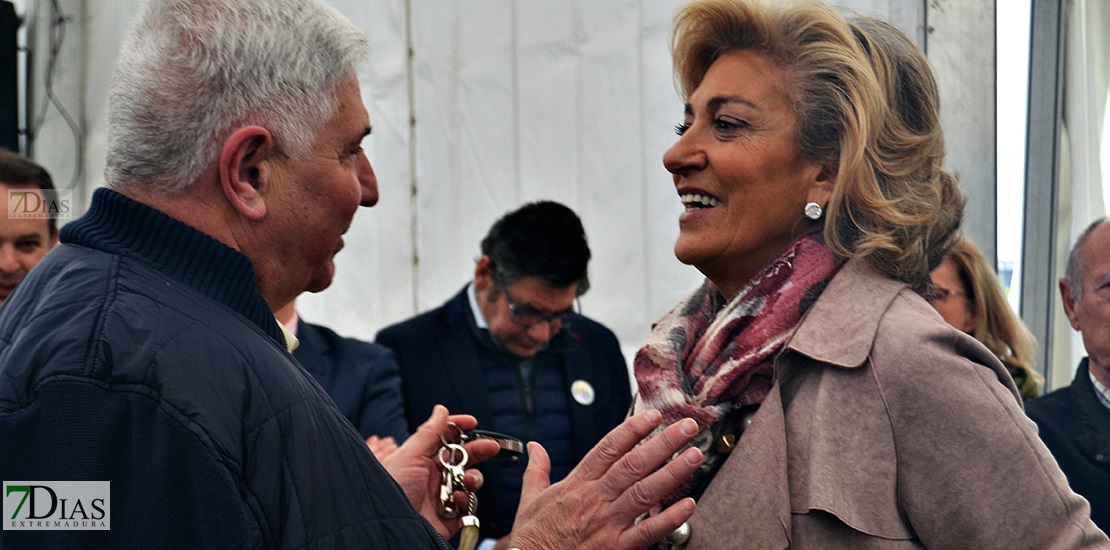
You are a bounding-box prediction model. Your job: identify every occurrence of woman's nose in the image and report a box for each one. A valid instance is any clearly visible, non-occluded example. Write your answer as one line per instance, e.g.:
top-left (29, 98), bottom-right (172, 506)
top-left (663, 130), bottom-right (707, 175)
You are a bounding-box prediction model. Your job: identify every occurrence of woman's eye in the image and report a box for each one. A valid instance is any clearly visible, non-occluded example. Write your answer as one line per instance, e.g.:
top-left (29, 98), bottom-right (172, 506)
top-left (673, 123), bottom-right (690, 136)
top-left (713, 118), bottom-right (746, 132)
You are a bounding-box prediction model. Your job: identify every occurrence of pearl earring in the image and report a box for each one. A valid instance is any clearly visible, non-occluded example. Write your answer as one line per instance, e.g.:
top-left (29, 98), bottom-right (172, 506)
top-left (804, 202), bottom-right (823, 220)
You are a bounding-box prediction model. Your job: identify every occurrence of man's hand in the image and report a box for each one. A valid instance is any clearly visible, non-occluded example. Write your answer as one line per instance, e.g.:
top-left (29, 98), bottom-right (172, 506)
top-left (492, 534), bottom-right (514, 550)
top-left (380, 405), bottom-right (499, 539)
top-left (365, 435), bottom-right (398, 460)
top-left (508, 409), bottom-right (702, 550)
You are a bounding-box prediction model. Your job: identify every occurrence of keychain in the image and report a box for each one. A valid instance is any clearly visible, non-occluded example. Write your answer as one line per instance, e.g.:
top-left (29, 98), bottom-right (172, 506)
top-left (437, 424), bottom-right (525, 550)
top-left (438, 425), bottom-right (481, 550)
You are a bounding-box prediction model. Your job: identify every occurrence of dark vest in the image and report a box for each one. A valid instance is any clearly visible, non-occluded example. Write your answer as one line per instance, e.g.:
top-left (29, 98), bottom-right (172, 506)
top-left (473, 325), bottom-right (574, 537)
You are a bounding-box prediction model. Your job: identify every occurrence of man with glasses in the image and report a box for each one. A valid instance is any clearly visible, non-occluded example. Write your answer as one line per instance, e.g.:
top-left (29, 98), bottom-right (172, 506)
top-left (377, 201), bottom-right (631, 549)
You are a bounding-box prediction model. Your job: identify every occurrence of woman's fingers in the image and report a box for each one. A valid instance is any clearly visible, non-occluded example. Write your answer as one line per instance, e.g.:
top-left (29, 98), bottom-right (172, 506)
top-left (570, 410), bottom-right (665, 481)
top-left (599, 417), bottom-right (700, 502)
top-left (618, 497), bottom-right (697, 550)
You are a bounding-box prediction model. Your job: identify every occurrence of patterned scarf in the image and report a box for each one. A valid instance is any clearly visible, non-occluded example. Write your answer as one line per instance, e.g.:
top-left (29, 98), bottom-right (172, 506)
top-left (633, 223), bottom-right (844, 504)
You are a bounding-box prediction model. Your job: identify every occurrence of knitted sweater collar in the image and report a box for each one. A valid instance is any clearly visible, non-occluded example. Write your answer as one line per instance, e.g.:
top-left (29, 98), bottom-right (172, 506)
top-left (61, 187), bottom-right (285, 347)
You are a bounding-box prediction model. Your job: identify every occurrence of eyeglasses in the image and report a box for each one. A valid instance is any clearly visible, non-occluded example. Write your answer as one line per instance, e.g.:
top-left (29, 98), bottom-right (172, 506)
top-left (494, 274), bottom-right (578, 329)
top-left (926, 286), bottom-right (967, 302)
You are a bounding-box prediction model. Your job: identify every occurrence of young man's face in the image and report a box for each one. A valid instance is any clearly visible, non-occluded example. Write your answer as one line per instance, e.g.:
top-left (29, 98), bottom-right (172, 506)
top-left (0, 184), bottom-right (57, 305)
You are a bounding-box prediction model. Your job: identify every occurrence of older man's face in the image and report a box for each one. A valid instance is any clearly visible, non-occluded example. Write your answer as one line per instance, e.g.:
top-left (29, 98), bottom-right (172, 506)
top-left (1062, 222), bottom-right (1110, 386)
top-left (267, 77), bottom-right (377, 297)
top-left (0, 184), bottom-right (57, 305)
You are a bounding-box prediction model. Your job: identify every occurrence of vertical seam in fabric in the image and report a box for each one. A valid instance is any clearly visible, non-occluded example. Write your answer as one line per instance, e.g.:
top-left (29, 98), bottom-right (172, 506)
top-left (405, 0), bottom-right (419, 314)
top-left (638, 0), bottom-right (651, 336)
top-left (512, 1), bottom-right (521, 205)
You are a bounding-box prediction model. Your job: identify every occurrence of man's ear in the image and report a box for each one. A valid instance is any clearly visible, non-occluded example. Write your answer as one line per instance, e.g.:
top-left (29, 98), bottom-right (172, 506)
top-left (1060, 277), bottom-right (1082, 331)
top-left (473, 255), bottom-right (493, 293)
top-left (219, 126), bottom-right (275, 222)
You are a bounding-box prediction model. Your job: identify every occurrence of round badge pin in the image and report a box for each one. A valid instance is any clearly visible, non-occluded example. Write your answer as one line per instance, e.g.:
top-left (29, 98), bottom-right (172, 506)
top-left (570, 379), bottom-right (595, 406)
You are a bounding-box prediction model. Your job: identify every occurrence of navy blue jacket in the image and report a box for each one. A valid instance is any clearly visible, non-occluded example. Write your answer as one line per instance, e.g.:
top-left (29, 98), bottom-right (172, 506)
top-left (294, 319), bottom-right (410, 442)
top-left (0, 189), bottom-right (448, 549)
top-left (1025, 359), bottom-right (1110, 532)
top-left (376, 286), bottom-right (631, 538)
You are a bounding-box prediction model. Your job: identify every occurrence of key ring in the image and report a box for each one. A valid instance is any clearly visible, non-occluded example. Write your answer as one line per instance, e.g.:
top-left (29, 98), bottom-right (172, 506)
top-left (438, 442), bottom-right (469, 470)
top-left (434, 422), bottom-right (482, 550)
top-left (439, 421), bottom-right (467, 448)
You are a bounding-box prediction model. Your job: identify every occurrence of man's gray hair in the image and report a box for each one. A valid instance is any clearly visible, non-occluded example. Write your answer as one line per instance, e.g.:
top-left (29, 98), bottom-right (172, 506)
top-left (104, 0), bottom-right (370, 193)
top-left (1064, 217), bottom-right (1110, 301)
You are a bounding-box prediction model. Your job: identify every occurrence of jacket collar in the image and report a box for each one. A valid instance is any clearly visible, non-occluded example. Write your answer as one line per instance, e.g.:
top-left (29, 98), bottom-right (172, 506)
top-left (786, 259), bottom-right (908, 369)
top-left (61, 188), bottom-right (285, 348)
top-left (1071, 358), bottom-right (1110, 459)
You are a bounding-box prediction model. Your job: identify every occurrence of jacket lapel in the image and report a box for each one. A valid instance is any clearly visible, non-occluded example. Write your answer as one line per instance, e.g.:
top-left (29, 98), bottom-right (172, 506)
top-left (787, 260), bottom-right (906, 369)
top-left (687, 260), bottom-right (904, 548)
top-left (292, 321), bottom-right (331, 383)
top-left (1073, 360), bottom-right (1110, 461)
top-left (690, 381), bottom-right (791, 549)
top-left (436, 289), bottom-right (493, 423)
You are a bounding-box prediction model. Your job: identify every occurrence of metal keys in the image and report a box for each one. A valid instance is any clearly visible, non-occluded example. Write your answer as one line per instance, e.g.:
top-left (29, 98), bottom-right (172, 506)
top-left (438, 426), bottom-right (481, 550)
top-left (437, 440), bottom-right (469, 519)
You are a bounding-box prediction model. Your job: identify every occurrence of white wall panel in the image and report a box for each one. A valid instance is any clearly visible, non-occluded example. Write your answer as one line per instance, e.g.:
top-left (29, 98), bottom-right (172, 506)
top-left (297, 0), bottom-right (416, 339)
top-left (640, 1), bottom-right (706, 340)
top-left (566, 0), bottom-right (654, 351)
top-left (411, 0), bottom-right (518, 312)
top-left (929, 0), bottom-right (997, 261)
top-left (405, 0), bottom-right (699, 360)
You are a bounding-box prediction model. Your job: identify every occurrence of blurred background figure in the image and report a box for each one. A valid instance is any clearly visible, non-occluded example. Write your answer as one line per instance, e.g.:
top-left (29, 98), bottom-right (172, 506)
top-left (0, 149), bottom-right (58, 306)
top-left (276, 299), bottom-right (409, 460)
top-left (1026, 217), bottom-right (1110, 532)
top-left (377, 200), bottom-right (631, 548)
top-left (927, 235), bottom-right (1041, 400)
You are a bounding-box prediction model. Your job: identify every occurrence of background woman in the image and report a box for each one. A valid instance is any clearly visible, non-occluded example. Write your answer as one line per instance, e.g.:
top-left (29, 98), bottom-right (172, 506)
top-left (632, 0), bottom-right (1106, 547)
top-left (928, 235), bottom-right (1042, 400)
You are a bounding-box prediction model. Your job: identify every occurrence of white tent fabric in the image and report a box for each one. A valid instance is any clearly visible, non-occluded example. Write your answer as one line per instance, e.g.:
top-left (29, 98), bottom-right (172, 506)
top-left (296, 0), bottom-right (703, 366)
top-left (56, 0), bottom-right (706, 363)
top-left (1051, 0), bottom-right (1110, 388)
top-left (298, 0), bottom-right (929, 364)
top-left (25, 0), bottom-right (974, 371)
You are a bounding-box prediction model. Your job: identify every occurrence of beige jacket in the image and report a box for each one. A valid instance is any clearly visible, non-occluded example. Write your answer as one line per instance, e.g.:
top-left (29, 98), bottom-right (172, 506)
top-left (682, 260), bottom-right (1109, 549)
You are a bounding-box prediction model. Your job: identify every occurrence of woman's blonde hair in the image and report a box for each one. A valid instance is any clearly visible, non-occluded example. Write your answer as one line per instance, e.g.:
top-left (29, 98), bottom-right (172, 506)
top-left (945, 236), bottom-right (1041, 389)
top-left (671, 0), bottom-right (964, 291)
